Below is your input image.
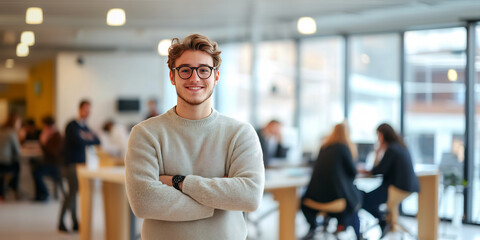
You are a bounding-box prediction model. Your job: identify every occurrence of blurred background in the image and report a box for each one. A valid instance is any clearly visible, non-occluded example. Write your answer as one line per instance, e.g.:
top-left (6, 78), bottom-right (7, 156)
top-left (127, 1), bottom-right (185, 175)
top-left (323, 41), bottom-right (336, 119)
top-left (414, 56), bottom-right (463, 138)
top-left (0, 0), bottom-right (480, 230)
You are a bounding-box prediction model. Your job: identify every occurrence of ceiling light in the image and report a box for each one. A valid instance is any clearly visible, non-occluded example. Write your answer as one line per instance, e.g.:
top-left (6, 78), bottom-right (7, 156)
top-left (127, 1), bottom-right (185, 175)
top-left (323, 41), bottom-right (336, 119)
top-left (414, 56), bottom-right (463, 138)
top-left (297, 17), bottom-right (316, 35)
top-left (17, 43), bottom-right (29, 57)
top-left (107, 8), bottom-right (126, 26)
top-left (21, 31), bottom-right (35, 46)
top-left (5, 59), bottom-right (14, 69)
top-left (157, 39), bottom-right (171, 56)
top-left (448, 69), bottom-right (458, 82)
top-left (26, 7), bottom-right (43, 24)
top-left (361, 54), bottom-right (370, 64)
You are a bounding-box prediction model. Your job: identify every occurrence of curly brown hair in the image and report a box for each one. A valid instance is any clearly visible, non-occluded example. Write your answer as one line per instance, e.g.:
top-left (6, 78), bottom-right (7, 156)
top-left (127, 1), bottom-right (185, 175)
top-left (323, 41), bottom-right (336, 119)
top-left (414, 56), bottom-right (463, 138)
top-left (167, 34), bottom-right (222, 70)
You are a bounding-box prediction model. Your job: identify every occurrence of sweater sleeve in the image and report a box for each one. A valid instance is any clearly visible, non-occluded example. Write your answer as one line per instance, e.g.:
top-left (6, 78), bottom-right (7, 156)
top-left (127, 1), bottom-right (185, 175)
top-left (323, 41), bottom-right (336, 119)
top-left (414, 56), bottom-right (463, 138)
top-left (125, 124), bottom-right (215, 221)
top-left (181, 124), bottom-right (265, 212)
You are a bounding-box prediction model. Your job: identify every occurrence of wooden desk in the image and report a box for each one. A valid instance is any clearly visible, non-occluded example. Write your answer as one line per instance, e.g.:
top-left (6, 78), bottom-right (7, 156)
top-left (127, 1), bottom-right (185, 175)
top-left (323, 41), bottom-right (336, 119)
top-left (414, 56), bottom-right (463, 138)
top-left (77, 166), bottom-right (131, 240)
top-left (264, 167), bottom-right (311, 240)
top-left (417, 171), bottom-right (440, 240)
top-left (77, 166), bottom-right (439, 240)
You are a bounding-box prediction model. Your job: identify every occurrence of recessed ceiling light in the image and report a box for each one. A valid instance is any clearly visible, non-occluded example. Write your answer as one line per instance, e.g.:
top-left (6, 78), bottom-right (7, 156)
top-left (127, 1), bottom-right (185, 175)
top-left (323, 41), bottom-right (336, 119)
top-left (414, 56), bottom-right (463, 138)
top-left (158, 39), bottom-right (171, 56)
top-left (17, 43), bottom-right (29, 57)
top-left (21, 31), bottom-right (35, 46)
top-left (26, 7), bottom-right (43, 24)
top-left (107, 8), bottom-right (126, 26)
top-left (5, 59), bottom-right (14, 69)
top-left (297, 17), bottom-right (316, 35)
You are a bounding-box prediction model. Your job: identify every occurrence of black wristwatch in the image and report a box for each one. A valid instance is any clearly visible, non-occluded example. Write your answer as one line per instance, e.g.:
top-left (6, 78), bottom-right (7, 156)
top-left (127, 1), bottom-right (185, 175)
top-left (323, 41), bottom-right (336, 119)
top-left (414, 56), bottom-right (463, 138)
top-left (172, 175), bottom-right (185, 191)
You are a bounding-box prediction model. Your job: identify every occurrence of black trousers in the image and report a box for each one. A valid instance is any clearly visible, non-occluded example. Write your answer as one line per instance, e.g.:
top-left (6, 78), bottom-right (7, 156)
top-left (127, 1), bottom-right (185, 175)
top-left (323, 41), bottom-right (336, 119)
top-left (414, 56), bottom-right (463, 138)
top-left (58, 164), bottom-right (78, 227)
top-left (0, 161), bottom-right (20, 198)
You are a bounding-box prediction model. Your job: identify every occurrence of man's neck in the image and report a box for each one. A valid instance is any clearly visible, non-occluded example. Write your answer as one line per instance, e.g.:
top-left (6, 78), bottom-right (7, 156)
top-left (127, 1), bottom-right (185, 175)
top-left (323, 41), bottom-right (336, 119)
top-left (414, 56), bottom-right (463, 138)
top-left (175, 101), bottom-right (212, 120)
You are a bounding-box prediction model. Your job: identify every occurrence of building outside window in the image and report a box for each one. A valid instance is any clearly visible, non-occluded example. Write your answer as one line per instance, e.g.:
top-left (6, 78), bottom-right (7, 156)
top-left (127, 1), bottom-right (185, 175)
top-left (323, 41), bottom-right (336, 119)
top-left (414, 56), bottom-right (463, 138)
top-left (404, 27), bottom-right (467, 220)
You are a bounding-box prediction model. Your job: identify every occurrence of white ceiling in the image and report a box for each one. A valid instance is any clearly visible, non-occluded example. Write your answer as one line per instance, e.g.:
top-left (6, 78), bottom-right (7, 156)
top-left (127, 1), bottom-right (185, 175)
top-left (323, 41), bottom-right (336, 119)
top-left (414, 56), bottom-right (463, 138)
top-left (0, 0), bottom-right (480, 82)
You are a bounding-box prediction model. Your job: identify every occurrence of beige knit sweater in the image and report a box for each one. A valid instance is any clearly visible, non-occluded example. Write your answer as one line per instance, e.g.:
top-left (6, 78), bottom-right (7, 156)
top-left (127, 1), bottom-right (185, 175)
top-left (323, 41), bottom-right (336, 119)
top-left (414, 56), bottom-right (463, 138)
top-left (125, 107), bottom-right (264, 240)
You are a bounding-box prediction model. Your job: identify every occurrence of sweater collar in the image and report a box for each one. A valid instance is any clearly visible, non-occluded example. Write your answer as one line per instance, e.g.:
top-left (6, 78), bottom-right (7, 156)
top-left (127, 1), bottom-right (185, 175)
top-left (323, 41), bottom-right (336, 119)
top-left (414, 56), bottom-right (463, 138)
top-left (168, 106), bottom-right (218, 127)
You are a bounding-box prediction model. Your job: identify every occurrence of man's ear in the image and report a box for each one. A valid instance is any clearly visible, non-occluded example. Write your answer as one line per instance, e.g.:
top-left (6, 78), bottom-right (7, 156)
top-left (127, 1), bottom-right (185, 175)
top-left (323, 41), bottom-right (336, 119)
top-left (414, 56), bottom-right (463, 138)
top-left (169, 70), bottom-right (175, 85)
top-left (213, 70), bottom-right (219, 86)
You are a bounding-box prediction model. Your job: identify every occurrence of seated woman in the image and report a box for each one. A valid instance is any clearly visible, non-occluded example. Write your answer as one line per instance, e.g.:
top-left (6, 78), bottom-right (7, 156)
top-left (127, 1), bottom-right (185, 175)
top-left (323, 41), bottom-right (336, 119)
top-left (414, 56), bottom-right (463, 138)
top-left (361, 123), bottom-right (419, 237)
top-left (301, 121), bottom-right (362, 240)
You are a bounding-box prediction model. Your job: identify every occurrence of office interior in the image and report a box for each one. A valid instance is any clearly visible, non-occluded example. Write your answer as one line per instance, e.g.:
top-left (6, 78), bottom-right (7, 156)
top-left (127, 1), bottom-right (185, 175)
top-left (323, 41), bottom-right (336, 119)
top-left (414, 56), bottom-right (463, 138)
top-left (1, 0), bottom-right (480, 239)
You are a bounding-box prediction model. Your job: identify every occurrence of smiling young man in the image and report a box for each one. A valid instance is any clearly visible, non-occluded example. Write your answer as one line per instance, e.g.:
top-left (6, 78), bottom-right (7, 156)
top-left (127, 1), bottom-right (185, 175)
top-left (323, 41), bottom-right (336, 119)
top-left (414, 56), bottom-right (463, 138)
top-left (125, 34), bottom-right (265, 240)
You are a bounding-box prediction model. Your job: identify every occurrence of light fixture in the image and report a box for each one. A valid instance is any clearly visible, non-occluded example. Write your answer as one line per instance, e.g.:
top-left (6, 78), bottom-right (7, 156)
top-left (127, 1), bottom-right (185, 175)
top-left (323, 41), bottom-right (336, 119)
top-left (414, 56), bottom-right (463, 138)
top-left (17, 43), bottom-right (29, 57)
top-left (5, 59), bottom-right (14, 69)
top-left (21, 31), bottom-right (35, 46)
top-left (107, 8), bottom-right (126, 26)
top-left (361, 54), bottom-right (370, 64)
top-left (297, 17), bottom-right (316, 35)
top-left (448, 69), bottom-right (458, 82)
top-left (26, 7), bottom-right (43, 24)
top-left (157, 39), bottom-right (171, 56)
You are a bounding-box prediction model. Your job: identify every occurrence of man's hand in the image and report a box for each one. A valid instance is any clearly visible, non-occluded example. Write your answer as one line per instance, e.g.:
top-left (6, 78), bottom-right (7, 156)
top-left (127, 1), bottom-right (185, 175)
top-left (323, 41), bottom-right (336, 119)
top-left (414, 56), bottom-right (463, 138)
top-left (159, 175), bottom-right (173, 186)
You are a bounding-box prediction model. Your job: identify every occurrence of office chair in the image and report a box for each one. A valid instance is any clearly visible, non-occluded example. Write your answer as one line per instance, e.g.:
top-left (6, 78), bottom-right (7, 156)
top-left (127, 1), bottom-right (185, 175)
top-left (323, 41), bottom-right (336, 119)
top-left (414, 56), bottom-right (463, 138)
top-left (382, 185), bottom-right (417, 239)
top-left (302, 198), bottom-right (347, 239)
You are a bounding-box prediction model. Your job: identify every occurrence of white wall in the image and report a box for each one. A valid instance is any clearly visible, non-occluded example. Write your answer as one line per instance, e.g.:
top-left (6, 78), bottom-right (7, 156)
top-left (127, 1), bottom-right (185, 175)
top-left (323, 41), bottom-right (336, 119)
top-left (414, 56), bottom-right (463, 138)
top-left (56, 52), bottom-right (174, 133)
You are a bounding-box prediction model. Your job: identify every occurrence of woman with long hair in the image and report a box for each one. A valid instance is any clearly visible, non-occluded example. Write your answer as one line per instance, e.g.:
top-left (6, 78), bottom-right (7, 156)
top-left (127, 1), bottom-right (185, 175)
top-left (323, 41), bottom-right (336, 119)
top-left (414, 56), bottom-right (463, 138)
top-left (300, 121), bottom-right (362, 240)
top-left (362, 123), bottom-right (419, 236)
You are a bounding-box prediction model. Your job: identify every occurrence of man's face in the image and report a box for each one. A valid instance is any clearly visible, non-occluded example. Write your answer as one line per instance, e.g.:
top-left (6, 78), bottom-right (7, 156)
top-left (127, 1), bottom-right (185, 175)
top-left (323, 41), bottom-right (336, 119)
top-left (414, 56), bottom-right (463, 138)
top-left (79, 103), bottom-right (91, 119)
top-left (169, 50), bottom-right (219, 106)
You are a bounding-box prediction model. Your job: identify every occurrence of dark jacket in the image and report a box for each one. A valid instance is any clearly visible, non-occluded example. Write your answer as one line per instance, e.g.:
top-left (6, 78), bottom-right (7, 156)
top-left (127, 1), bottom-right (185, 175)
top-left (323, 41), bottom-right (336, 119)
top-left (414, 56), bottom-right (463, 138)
top-left (64, 120), bottom-right (100, 165)
top-left (372, 142), bottom-right (420, 193)
top-left (256, 129), bottom-right (288, 167)
top-left (41, 131), bottom-right (64, 165)
top-left (303, 143), bottom-right (362, 212)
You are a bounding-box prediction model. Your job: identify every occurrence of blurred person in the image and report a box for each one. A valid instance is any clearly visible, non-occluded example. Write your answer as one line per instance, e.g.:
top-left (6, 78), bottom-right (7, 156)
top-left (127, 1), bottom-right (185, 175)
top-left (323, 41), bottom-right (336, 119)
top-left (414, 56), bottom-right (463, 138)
top-left (360, 123), bottom-right (419, 237)
top-left (256, 120), bottom-right (288, 167)
top-left (0, 113), bottom-right (21, 201)
top-left (58, 100), bottom-right (100, 232)
top-left (18, 118), bottom-right (41, 144)
top-left (300, 121), bottom-right (363, 240)
top-left (32, 116), bottom-right (64, 202)
top-left (125, 34), bottom-right (264, 240)
top-left (98, 119), bottom-right (129, 159)
top-left (145, 98), bottom-right (160, 120)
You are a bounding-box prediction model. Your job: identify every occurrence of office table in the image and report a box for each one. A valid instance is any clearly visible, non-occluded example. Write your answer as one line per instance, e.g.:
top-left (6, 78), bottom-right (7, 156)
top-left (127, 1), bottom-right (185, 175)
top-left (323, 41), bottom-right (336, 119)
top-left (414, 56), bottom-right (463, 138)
top-left (77, 166), bottom-right (439, 240)
top-left (264, 167), bottom-right (311, 240)
top-left (77, 165), bottom-right (131, 240)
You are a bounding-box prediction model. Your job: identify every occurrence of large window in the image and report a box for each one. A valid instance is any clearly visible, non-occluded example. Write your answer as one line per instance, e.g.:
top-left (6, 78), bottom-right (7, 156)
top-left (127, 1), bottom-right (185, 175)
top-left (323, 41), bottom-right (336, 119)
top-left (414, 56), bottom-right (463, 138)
top-left (473, 24), bottom-right (480, 224)
top-left (348, 34), bottom-right (401, 146)
top-left (256, 40), bottom-right (297, 127)
top-left (299, 37), bottom-right (344, 154)
top-left (404, 27), bottom-right (467, 219)
top-left (216, 42), bottom-right (252, 122)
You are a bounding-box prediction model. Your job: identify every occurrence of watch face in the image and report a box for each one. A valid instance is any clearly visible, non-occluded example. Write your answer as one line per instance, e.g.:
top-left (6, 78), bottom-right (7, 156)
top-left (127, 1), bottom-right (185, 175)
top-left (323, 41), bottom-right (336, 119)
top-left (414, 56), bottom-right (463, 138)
top-left (173, 175), bottom-right (185, 183)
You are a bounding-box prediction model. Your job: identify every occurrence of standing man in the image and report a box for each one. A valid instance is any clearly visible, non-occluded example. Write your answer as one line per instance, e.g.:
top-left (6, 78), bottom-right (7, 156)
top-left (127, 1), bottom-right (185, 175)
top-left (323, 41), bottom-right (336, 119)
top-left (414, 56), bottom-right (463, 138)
top-left (125, 34), bottom-right (264, 240)
top-left (58, 100), bottom-right (100, 232)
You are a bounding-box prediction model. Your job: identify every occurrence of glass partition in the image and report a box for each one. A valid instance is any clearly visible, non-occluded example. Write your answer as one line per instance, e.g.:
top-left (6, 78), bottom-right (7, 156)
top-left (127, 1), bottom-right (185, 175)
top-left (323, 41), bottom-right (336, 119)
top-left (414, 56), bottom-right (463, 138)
top-left (299, 37), bottom-right (344, 155)
top-left (404, 27), bottom-right (467, 219)
top-left (216, 42), bottom-right (252, 122)
top-left (348, 33), bottom-right (401, 150)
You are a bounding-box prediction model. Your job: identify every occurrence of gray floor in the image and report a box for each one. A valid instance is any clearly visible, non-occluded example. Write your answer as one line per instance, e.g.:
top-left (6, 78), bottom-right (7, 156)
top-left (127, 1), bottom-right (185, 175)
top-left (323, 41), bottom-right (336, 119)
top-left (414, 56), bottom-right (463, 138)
top-left (0, 185), bottom-right (479, 240)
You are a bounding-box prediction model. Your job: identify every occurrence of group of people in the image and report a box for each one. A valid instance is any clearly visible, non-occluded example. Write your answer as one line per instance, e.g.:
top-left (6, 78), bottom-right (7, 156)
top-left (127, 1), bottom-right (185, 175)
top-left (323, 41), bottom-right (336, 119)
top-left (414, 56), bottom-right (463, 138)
top-left (0, 115), bottom-right (64, 202)
top-left (300, 122), bottom-right (420, 240)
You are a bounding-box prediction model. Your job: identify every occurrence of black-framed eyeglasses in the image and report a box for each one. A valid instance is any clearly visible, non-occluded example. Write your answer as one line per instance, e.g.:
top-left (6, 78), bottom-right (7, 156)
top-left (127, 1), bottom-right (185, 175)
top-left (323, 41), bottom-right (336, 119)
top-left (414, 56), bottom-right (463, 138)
top-left (172, 66), bottom-right (217, 80)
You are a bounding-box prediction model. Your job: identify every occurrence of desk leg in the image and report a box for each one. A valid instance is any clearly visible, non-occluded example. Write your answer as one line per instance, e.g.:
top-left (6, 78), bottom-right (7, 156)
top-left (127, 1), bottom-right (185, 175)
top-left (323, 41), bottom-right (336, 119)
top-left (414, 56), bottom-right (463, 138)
top-left (270, 187), bottom-right (298, 240)
top-left (418, 174), bottom-right (439, 240)
top-left (78, 173), bottom-right (93, 240)
top-left (103, 182), bottom-right (130, 240)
